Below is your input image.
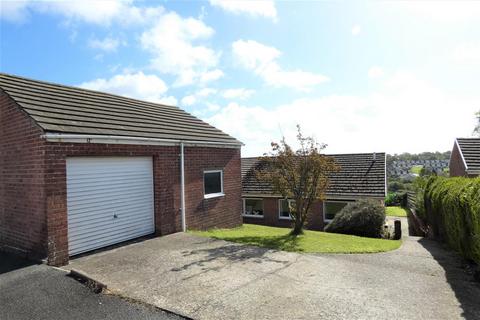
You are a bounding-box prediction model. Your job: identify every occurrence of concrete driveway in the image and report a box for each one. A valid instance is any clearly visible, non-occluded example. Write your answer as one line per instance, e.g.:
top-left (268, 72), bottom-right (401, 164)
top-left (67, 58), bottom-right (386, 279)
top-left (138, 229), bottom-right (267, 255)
top-left (65, 230), bottom-right (480, 320)
top-left (0, 252), bottom-right (182, 320)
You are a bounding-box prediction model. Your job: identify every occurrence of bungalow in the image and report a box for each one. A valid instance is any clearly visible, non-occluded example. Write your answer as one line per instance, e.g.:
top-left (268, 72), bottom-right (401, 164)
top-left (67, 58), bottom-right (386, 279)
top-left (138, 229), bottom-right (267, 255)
top-left (0, 73), bottom-right (243, 266)
top-left (241, 153), bottom-right (386, 230)
top-left (449, 138), bottom-right (480, 177)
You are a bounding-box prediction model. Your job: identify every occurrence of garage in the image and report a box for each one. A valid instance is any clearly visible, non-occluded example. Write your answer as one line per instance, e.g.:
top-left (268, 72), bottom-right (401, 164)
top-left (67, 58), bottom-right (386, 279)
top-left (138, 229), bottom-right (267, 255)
top-left (66, 157), bottom-right (155, 256)
top-left (1, 73), bottom-right (242, 266)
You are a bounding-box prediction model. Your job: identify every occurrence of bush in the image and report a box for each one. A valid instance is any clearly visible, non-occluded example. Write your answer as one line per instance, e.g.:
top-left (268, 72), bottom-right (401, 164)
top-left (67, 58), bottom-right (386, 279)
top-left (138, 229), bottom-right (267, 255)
top-left (424, 176), bottom-right (480, 264)
top-left (412, 176), bottom-right (428, 219)
top-left (325, 199), bottom-right (386, 238)
top-left (385, 192), bottom-right (407, 207)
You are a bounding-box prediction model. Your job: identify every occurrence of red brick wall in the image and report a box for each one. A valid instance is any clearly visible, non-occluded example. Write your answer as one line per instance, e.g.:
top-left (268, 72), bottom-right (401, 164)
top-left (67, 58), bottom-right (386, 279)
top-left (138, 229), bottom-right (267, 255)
top-left (44, 143), bottom-right (242, 265)
top-left (243, 197), bottom-right (325, 230)
top-left (449, 142), bottom-right (467, 177)
top-left (0, 92), bottom-right (47, 259)
top-left (1, 93), bottom-right (241, 266)
top-left (184, 147), bottom-right (242, 230)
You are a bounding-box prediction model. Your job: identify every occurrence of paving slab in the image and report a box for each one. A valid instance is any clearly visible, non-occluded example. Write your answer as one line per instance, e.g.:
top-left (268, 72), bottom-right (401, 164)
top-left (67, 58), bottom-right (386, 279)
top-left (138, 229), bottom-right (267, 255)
top-left (64, 230), bottom-right (480, 320)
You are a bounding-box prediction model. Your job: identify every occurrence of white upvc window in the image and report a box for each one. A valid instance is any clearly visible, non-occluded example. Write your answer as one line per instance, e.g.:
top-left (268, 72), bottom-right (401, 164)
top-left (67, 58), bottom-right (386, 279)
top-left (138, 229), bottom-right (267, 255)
top-left (278, 199), bottom-right (295, 220)
top-left (323, 200), bottom-right (354, 223)
top-left (243, 198), bottom-right (264, 218)
top-left (203, 170), bottom-right (224, 199)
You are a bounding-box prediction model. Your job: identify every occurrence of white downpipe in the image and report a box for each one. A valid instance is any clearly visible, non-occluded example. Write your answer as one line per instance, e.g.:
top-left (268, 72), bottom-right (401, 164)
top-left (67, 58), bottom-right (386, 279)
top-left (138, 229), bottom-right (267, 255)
top-left (180, 142), bottom-right (186, 232)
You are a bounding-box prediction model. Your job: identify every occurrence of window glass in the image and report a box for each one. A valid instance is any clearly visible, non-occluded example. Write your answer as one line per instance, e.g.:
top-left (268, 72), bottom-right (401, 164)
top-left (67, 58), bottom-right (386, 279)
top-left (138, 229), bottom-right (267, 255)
top-left (325, 202), bottom-right (349, 220)
top-left (244, 199), bottom-right (263, 216)
top-left (204, 171), bottom-right (222, 195)
top-left (279, 199), bottom-right (295, 219)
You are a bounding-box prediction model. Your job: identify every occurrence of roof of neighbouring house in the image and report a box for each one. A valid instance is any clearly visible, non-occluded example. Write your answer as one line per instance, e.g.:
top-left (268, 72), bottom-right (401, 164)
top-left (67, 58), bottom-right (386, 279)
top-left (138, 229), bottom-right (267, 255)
top-left (455, 138), bottom-right (480, 174)
top-left (0, 73), bottom-right (242, 145)
top-left (242, 153), bottom-right (386, 198)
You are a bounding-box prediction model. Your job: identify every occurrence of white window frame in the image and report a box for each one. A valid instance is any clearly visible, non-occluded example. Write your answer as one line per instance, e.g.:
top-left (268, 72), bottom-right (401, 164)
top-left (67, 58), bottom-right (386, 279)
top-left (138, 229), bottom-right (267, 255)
top-left (203, 170), bottom-right (224, 199)
top-left (242, 198), bottom-right (264, 218)
top-left (278, 199), bottom-right (295, 220)
top-left (323, 199), bottom-right (355, 223)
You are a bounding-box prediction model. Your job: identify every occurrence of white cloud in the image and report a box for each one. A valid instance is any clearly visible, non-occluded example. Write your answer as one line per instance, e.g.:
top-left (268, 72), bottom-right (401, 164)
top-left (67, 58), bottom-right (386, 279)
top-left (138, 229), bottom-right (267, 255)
top-left (394, 2), bottom-right (480, 22)
top-left (206, 71), bottom-right (480, 157)
top-left (199, 69), bottom-right (224, 84)
top-left (232, 39), bottom-right (329, 91)
top-left (79, 72), bottom-right (177, 105)
top-left (453, 43), bottom-right (480, 65)
top-left (88, 37), bottom-right (124, 52)
top-left (0, 0), bottom-right (30, 23)
top-left (368, 66), bottom-right (384, 79)
top-left (209, 0), bottom-right (277, 21)
top-left (222, 88), bottom-right (255, 100)
top-left (141, 11), bottom-right (221, 87)
top-left (197, 88), bottom-right (218, 97)
top-left (181, 95), bottom-right (197, 107)
top-left (351, 24), bottom-right (361, 36)
top-left (181, 88), bottom-right (217, 106)
top-left (0, 0), bottom-right (164, 25)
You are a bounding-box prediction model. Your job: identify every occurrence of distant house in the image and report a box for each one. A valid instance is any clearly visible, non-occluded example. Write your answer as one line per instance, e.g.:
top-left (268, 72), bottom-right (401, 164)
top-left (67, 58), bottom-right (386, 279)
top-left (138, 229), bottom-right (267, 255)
top-left (449, 138), bottom-right (480, 177)
top-left (0, 73), bottom-right (243, 266)
top-left (241, 153), bottom-right (386, 230)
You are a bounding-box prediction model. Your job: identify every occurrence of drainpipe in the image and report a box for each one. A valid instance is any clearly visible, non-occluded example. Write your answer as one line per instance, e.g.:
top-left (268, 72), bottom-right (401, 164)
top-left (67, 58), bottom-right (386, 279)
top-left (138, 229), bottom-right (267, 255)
top-left (180, 142), bottom-right (186, 232)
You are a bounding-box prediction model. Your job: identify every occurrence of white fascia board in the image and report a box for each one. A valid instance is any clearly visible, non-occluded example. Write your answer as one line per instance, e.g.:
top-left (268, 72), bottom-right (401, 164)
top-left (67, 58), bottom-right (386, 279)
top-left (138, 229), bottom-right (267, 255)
top-left (42, 133), bottom-right (243, 149)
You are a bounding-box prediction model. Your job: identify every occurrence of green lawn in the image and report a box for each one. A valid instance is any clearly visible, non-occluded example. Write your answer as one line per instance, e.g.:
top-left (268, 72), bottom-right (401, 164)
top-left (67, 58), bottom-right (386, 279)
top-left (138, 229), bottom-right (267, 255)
top-left (386, 206), bottom-right (408, 217)
top-left (191, 224), bottom-right (401, 254)
top-left (410, 165), bottom-right (423, 174)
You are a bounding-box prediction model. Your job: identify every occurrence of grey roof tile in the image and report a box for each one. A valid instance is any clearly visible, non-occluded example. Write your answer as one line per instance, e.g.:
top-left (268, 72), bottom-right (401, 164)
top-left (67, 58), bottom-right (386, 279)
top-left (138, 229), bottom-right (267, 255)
top-left (0, 73), bottom-right (242, 145)
top-left (242, 153), bottom-right (386, 198)
top-left (457, 138), bottom-right (480, 173)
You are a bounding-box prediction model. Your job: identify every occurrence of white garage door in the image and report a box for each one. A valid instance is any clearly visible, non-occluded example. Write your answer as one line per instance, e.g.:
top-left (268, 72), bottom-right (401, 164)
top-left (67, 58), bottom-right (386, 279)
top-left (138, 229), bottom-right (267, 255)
top-left (66, 157), bottom-right (155, 256)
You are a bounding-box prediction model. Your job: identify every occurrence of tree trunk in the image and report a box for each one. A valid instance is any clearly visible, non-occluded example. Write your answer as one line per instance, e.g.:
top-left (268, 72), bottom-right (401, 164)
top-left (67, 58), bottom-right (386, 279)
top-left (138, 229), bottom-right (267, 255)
top-left (291, 216), bottom-right (305, 235)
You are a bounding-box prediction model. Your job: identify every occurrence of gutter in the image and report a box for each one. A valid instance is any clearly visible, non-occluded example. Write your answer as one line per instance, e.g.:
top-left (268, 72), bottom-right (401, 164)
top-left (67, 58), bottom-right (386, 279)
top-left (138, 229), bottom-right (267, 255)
top-left (41, 133), bottom-right (243, 148)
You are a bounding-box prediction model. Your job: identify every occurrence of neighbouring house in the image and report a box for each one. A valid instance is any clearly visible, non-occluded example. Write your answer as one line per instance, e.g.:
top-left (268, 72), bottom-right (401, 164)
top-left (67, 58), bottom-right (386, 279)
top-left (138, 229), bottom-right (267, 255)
top-left (241, 153), bottom-right (386, 230)
top-left (449, 138), bottom-right (480, 177)
top-left (0, 73), bottom-right (243, 266)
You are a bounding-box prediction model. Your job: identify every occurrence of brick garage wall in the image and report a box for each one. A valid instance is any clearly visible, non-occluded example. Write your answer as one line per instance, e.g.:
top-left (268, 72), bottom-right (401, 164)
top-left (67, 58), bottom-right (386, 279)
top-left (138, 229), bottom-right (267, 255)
top-left (0, 92), bottom-right (47, 259)
top-left (44, 143), bottom-right (242, 266)
top-left (449, 142), bottom-right (467, 177)
top-left (184, 147), bottom-right (242, 230)
top-left (243, 197), bottom-right (325, 230)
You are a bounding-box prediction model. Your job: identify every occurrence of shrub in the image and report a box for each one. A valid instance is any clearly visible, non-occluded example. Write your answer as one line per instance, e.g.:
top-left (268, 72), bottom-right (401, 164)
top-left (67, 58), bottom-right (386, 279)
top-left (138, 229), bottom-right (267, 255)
top-left (385, 192), bottom-right (407, 207)
top-left (424, 176), bottom-right (480, 264)
top-left (325, 199), bottom-right (386, 238)
top-left (412, 176), bottom-right (428, 219)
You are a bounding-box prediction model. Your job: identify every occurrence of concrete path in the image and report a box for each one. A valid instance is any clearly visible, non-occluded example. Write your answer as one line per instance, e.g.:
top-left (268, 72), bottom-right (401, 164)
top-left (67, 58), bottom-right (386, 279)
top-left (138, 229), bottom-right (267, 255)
top-left (0, 252), bottom-right (182, 320)
top-left (65, 227), bottom-right (480, 320)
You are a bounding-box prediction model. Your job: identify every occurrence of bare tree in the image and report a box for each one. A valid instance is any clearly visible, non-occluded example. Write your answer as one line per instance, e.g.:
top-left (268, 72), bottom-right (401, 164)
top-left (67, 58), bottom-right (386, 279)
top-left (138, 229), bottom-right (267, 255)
top-left (474, 111), bottom-right (480, 137)
top-left (258, 126), bottom-right (340, 235)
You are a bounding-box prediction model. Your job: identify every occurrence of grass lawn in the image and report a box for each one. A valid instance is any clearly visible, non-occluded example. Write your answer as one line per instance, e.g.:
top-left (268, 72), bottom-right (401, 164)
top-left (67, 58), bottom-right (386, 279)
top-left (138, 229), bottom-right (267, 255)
top-left (386, 206), bottom-right (408, 217)
top-left (410, 165), bottom-right (423, 174)
top-left (191, 224), bottom-right (401, 254)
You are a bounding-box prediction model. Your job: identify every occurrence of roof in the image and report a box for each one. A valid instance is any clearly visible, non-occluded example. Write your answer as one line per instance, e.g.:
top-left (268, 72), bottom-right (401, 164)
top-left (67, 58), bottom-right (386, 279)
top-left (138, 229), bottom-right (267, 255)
top-left (455, 138), bottom-right (480, 174)
top-left (0, 73), bottom-right (242, 146)
top-left (242, 153), bottom-right (386, 198)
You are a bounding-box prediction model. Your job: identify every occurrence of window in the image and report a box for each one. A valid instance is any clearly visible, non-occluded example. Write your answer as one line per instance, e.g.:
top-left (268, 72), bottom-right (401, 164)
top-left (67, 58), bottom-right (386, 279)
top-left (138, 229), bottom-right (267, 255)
top-left (279, 199), bottom-right (295, 220)
top-left (323, 200), bottom-right (353, 222)
top-left (204, 170), bottom-right (224, 199)
top-left (243, 199), bottom-right (264, 217)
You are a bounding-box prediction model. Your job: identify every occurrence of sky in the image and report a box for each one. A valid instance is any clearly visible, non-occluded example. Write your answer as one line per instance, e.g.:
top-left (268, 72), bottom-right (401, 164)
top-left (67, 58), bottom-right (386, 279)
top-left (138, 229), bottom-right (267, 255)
top-left (1, 0), bottom-right (479, 157)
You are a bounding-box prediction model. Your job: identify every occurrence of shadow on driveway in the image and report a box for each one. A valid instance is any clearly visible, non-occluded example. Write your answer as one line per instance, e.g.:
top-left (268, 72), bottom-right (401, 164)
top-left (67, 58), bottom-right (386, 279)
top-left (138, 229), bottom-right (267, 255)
top-left (418, 238), bottom-right (480, 320)
top-left (0, 252), bottom-right (40, 275)
top-left (173, 240), bottom-right (292, 273)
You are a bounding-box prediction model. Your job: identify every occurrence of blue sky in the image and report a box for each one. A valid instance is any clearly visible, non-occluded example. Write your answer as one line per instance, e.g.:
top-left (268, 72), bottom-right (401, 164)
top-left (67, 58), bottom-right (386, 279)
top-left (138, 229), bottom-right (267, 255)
top-left (1, 1), bottom-right (479, 156)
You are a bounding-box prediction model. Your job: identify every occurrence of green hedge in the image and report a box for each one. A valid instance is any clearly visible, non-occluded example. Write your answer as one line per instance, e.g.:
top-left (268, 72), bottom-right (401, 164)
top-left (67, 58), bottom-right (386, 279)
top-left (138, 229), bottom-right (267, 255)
top-left (424, 176), bottom-right (480, 264)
